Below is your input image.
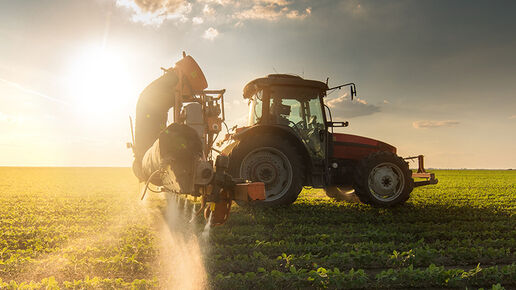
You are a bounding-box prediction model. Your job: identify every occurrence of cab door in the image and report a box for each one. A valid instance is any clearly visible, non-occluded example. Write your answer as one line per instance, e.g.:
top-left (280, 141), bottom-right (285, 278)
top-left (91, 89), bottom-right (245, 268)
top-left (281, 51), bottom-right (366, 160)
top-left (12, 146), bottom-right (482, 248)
top-left (304, 96), bottom-right (327, 160)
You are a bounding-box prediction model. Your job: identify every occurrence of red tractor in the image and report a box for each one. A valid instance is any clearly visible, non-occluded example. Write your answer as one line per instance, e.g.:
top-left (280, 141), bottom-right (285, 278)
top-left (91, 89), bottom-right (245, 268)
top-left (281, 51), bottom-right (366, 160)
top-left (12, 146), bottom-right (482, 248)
top-left (223, 74), bottom-right (437, 207)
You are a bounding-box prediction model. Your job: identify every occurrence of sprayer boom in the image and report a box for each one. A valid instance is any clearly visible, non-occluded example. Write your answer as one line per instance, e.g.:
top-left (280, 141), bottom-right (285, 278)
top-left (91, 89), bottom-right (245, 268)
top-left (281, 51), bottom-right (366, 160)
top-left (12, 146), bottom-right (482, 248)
top-left (131, 53), bottom-right (265, 226)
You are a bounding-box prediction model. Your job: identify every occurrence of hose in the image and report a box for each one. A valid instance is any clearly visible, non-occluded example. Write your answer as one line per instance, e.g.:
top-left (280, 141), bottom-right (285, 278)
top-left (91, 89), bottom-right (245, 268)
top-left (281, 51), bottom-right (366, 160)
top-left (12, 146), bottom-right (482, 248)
top-left (140, 169), bottom-right (164, 200)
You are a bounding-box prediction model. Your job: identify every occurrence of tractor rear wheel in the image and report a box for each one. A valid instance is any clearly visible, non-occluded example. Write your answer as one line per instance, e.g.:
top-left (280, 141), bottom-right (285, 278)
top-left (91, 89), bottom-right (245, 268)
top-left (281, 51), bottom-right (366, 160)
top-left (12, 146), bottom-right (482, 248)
top-left (228, 134), bottom-right (305, 206)
top-left (354, 151), bottom-right (414, 206)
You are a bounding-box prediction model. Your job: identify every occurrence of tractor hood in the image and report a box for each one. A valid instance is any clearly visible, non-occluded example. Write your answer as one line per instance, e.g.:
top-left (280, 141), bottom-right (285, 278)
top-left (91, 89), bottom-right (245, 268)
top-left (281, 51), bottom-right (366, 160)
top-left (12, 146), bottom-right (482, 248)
top-left (331, 133), bottom-right (396, 160)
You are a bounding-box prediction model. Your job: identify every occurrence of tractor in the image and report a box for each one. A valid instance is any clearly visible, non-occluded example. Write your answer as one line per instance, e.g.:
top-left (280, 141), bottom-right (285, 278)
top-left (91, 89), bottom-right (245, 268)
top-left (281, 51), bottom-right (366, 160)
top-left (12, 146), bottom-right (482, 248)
top-left (222, 74), bottom-right (438, 207)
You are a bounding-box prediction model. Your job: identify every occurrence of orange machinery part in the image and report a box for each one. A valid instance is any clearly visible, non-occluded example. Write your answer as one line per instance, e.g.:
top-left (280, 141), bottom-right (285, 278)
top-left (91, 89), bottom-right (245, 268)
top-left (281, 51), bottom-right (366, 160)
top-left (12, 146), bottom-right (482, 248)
top-left (234, 182), bottom-right (266, 201)
top-left (205, 191), bottom-right (232, 226)
top-left (246, 182), bottom-right (266, 201)
top-left (175, 55), bottom-right (208, 95)
top-left (204, 182), bottom-right (266, 226)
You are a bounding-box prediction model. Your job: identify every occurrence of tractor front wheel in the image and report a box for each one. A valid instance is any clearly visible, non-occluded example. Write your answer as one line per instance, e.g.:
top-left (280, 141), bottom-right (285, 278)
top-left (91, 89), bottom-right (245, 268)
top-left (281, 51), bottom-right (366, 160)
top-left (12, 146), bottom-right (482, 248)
top-left (354, 152), bottom-right (414, 206)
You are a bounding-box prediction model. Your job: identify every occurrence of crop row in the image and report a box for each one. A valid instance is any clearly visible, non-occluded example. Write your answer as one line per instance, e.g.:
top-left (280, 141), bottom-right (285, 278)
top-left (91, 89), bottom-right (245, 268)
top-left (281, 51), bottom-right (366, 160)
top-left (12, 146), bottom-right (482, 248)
top-left (211, 223), bottom-right (516, 245)
top-left (0, 276), bottom-right (157, 289)
top-left (212, 263), bottom-right (516, 289)
top-left (0, 224), bottom-right (158, 281)
top-left (207, 245), bottom-right (515, 274)
top-left (225, 205), bottom-right (514, 226)
top-left (210, 238), bottom-right (516, 258)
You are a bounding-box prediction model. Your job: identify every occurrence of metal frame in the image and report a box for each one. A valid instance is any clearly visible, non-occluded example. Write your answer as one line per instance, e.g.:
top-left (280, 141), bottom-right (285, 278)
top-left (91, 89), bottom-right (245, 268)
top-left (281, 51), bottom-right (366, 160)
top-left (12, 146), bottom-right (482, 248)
top-left (404, 155), bottom-right (439, 187)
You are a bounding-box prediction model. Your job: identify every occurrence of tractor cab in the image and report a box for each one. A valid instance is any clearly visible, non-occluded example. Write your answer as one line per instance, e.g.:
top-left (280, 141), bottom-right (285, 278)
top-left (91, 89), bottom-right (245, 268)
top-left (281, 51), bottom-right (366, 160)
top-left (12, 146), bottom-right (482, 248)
top-left (244, 74), bottom-right (329, 161)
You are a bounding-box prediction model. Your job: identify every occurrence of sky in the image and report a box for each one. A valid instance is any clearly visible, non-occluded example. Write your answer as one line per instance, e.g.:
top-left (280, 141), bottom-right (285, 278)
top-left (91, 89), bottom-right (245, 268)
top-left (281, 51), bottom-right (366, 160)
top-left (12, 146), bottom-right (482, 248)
top-left (0, 0), bottom-right (515, 168)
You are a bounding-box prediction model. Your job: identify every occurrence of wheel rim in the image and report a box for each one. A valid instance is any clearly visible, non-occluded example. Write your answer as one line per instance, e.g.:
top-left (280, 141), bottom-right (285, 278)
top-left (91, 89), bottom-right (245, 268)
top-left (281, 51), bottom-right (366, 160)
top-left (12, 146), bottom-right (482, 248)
top-left (240, 147), bottom-right (292, 202)
top-left (367, 162), bottom-right (405, 202)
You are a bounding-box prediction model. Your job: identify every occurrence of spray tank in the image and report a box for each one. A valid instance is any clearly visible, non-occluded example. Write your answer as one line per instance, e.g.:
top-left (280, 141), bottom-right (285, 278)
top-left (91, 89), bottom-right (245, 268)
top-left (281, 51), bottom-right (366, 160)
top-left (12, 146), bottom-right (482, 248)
top-left (129, 53), bottom-right (265, 226)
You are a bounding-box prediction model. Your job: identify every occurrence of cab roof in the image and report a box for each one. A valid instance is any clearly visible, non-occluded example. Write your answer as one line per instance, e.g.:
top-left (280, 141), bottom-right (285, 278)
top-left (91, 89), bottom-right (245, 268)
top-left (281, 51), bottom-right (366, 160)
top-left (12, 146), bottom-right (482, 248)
top-left (243, 74), bottom-right (329, 99)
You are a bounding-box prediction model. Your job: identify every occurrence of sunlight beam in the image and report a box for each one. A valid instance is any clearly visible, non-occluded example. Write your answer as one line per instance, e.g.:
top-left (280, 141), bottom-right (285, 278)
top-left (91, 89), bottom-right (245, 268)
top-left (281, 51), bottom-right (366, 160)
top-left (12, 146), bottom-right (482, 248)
top-left (0, 77), bottom-right (68, 105)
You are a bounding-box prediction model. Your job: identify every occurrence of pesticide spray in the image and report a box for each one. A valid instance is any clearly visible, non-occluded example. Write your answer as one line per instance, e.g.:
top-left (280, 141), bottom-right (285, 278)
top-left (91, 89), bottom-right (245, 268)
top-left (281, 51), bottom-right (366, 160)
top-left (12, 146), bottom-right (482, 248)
top-left (201, 211), bottom-right (213, 241)
top-left (145, 191), bottom-right (212, 290)
top-left (190, 203), bottom-right (197, 222)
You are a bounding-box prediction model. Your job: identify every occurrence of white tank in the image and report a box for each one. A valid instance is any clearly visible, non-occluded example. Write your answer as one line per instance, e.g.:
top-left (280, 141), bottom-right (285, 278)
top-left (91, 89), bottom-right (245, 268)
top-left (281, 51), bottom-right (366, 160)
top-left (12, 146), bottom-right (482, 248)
top-left (184, 103), bottom-right (205, 146)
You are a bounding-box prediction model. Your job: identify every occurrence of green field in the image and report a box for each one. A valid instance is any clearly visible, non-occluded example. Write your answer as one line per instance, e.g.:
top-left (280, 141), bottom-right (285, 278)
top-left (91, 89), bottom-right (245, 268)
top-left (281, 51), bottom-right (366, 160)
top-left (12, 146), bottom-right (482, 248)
top-left (0, 168), bottom-right (514, 289)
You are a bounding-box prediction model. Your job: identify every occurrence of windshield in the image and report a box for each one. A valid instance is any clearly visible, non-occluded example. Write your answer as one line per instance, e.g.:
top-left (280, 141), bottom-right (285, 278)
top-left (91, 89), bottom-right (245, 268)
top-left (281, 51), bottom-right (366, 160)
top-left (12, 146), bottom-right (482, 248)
top-left (270, 87), bottom-right (325, 158)
top-left (248, 89), bottom-right (263, 126)
top-left (269, 87), bottom-right (325, 130)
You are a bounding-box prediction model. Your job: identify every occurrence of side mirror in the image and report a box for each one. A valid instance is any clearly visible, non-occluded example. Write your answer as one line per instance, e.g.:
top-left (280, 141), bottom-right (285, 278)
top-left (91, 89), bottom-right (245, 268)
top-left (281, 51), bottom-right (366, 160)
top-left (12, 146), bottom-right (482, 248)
top-left (327, 83), bottom-right (357, 100)
top-left (326, 121), bottom-right (349, 128)
top-left (350, 85), bottom-right (356, 100)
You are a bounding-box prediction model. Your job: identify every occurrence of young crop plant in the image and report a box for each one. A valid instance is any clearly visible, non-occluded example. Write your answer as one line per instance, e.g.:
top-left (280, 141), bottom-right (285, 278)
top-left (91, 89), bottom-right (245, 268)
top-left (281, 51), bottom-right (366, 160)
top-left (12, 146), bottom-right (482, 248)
top-left (0, 168), bottom-right (514, 289)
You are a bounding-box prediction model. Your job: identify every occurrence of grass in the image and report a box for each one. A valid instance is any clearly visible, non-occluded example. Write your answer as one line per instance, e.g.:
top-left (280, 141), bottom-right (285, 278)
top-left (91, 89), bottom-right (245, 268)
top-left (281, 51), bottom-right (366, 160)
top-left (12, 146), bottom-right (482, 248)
top-left (0, 168), bottom-right (514, 289)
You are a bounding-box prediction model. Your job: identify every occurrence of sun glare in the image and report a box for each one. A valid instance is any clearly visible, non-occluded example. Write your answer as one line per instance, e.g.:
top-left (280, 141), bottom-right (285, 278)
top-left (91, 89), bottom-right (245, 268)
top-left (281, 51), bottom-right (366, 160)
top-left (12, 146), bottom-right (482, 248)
top-left (67, 46), bottom-right (134, 117)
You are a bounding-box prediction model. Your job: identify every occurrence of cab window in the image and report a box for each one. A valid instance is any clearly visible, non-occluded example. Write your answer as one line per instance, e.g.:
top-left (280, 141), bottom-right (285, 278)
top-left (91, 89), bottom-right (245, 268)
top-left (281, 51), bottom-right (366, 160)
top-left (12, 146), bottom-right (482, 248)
top-left (248, 90), bottom-right (263, 126)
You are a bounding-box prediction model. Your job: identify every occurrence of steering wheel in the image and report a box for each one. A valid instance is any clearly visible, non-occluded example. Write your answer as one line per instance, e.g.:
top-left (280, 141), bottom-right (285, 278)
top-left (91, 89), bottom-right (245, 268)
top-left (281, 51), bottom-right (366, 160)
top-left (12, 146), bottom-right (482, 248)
top-left (288, 120), bottom-right (302, 130)
top-left (288, 120), bottom-right (308, 138)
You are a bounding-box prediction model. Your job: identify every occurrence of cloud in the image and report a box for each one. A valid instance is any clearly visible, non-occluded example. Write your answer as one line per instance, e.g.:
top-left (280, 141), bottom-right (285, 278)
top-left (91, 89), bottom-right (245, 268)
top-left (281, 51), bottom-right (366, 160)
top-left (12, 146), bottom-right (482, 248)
top-left (234, 5), bottom-right (284, 21)
top-left (192, 16), bottom-right (204, 24)
top-left (203, 27), bottom-right (219, 40)
top-left (260, 0), bottom-right (289, 5)
top-left (200, 0), bottom-right (234, 5)
top-left (412, 120), bottom-right (460, 129)
top-left (117, 0), bottom-right (312, 28)
top-left (202, 4), bottom-right (215, 15)
top-left (286, 7), bottom-right (311, 19)
top-left (116, 0), bottom-right (192, 26)
top-left (235, 4), bottom-right (311, 21)
top-left (326, 94), bottom-right (380, 118)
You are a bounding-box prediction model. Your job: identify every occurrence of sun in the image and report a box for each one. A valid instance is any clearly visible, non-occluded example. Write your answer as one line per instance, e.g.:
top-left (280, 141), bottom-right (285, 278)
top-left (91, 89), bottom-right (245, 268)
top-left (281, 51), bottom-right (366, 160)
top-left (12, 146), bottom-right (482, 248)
top-left (67, 46), bottom-right (133, 117)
